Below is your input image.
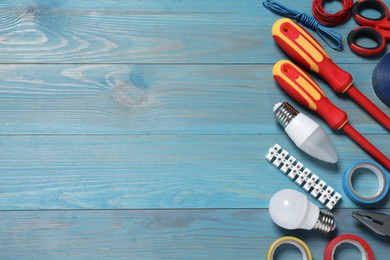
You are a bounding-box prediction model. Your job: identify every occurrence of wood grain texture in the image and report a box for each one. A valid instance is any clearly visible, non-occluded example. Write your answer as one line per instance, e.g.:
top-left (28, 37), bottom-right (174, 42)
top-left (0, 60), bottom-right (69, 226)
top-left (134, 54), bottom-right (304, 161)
top-left (0, 64), bottom-right (388, 134)
top-left (0, 0), bottom-right (383, 64)
top-left (1, 209), bottom-right (390, 259)
top-left (1, 134), bottom-right (388, 210)
top-left (1, 0), bottom-right (390, 259)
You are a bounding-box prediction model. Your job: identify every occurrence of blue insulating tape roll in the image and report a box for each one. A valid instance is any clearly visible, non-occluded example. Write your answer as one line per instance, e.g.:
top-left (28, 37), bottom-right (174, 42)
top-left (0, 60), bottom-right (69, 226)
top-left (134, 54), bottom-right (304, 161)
top-left (372, 53), bottom-right (390, 107)
top-left (342, 160), bottom-right (389, 205)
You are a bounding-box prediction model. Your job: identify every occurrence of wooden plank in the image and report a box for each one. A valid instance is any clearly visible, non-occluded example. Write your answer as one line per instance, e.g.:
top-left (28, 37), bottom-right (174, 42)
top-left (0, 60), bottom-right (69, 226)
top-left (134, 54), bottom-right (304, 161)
top-left (0, 0), bottom-right (383, 64)
top-left (0, 64), bottom-right (388, 135)
top-left (1, 209), bottom-right (389, 259)
top-left (0, 0), bottom-right (388, 259)
top-left (0, 134), bottom-right (389, 210)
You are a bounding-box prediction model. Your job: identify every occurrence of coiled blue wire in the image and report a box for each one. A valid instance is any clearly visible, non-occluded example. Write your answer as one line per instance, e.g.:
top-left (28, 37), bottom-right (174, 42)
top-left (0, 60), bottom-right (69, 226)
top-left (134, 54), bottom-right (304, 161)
top-left (263, 0), bottom-right (343, 51)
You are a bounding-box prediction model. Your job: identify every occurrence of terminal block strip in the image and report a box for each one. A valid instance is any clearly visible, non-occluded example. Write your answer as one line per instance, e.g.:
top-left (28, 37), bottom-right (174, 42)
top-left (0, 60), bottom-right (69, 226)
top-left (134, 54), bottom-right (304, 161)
top-left (265, 143), bottom-right (341, 210)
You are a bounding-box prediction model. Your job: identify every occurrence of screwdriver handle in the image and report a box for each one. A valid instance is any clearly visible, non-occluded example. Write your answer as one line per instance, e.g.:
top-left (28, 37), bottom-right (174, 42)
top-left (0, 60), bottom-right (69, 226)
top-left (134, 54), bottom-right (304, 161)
top-left (272, 18), bottom-right (353, 94)
top-left (273, 60), bottom-right (348, 130)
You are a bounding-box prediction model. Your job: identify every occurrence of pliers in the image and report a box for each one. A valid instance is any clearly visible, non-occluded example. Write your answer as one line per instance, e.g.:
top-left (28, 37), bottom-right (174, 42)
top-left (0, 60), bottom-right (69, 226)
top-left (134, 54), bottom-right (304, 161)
top-left (352, 211), bottom-right (390, 237)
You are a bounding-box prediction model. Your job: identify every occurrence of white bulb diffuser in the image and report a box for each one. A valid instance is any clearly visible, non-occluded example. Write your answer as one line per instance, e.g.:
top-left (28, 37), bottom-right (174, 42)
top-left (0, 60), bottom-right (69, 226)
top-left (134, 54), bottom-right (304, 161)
top-left (273, 102), bottom-right (338, 163)
top-left (269, 189), bottom-right (336, 234)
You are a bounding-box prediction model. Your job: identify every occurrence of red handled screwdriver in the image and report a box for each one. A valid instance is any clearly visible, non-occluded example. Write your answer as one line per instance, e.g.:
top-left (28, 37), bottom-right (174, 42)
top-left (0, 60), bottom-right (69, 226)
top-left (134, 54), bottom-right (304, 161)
top-left (272, 18), bottom-right (390, 131)
top-left (273, 60), bottom-right (390, 172)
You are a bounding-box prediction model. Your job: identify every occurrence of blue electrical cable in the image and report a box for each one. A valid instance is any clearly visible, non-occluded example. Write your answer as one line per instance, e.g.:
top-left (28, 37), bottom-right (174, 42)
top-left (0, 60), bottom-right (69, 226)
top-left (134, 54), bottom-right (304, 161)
top-left (263, 0), bottom-right (343, 51)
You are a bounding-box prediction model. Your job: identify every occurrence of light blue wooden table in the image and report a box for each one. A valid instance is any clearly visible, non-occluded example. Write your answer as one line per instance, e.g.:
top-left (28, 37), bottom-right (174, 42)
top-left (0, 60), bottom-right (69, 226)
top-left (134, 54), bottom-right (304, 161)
top-left (1, 0), bottom-right (389, 259)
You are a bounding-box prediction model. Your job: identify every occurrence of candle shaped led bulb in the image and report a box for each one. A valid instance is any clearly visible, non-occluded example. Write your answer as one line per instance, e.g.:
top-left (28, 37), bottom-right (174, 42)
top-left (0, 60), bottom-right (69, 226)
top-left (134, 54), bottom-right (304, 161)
top-left (269, 189), bottom-right (336, 234)
top-left (273, 102), bottom-right (338, 163)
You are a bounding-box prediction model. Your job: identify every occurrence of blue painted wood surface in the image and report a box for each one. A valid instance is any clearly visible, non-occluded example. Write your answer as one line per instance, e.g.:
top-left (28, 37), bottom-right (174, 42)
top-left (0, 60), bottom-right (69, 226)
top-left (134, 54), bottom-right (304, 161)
top-left (1, 209), bottom-right (390, 259)
top-left (0, 0), bottom-right (389, 259)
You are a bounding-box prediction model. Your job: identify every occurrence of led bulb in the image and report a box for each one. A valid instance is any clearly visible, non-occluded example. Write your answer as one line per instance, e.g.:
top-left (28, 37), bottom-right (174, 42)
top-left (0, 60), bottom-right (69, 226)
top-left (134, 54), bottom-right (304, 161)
top-left (269, 189), bottom-right (336, 234)
top-left (273, 102), bottom-right (338, 163)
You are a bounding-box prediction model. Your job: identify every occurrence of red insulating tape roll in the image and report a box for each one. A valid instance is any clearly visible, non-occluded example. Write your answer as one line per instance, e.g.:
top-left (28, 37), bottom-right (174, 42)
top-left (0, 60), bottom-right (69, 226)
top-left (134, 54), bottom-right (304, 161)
top-left (324, 234), bottom-right (374, 260)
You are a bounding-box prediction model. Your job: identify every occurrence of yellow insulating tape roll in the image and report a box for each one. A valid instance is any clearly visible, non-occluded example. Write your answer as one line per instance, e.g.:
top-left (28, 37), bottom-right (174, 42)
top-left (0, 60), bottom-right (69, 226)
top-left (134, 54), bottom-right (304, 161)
top-left (267, 236), bottom-right (312, 260)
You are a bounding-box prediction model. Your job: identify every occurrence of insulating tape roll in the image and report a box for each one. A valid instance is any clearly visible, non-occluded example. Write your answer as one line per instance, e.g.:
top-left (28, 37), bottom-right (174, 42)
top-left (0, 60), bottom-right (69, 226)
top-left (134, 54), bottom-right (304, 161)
top-left (324, 234), bottom-right (374, 260)
top-left (372, 52), bottom-right (390, 106)
top-left (342, 160), bottom-right (389, 205)
top-left (267, 236), bottom-right (312, 260)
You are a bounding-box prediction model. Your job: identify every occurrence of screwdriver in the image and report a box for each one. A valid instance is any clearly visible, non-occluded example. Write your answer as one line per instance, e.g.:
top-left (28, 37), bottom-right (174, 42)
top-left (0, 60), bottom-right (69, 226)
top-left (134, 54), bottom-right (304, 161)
top-left (271, 18), bottom-right (390, 131)
top-left (273, 60), bottom-right (390, 172)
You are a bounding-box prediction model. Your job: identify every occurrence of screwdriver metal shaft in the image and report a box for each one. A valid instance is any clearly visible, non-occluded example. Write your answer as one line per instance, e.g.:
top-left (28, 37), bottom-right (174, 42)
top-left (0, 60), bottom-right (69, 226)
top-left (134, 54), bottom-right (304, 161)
top-left (343, 123), bottom-right (390, 171)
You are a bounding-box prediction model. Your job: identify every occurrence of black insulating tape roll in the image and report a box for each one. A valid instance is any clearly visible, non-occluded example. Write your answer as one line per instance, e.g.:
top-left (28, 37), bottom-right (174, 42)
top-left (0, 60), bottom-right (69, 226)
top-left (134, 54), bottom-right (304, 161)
top-left (372, 53), bottom-right (390, 107)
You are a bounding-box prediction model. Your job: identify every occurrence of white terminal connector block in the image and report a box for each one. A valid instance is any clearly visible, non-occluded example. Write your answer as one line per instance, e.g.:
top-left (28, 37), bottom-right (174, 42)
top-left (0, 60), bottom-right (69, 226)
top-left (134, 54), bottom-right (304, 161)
top-left (265, 143), bottom-right (341, 210)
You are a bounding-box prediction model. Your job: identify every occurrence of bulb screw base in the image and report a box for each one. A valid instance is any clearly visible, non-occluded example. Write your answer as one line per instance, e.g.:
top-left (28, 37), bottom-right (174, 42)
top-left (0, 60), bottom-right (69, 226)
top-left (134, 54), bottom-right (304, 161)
top-left (314, 209), bottom-right (336, 234)
top-left (274, 102), bottom-right (299, 128)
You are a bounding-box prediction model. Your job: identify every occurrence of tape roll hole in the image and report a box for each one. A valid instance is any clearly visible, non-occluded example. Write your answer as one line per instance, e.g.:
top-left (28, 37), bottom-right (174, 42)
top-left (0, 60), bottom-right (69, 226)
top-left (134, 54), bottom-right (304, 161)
top-left (350, 165), bottom-right (384, 199)
top-left (272, 243), bottom-right (308, 259)
top-left (332, 241), bottom-right (369, 260)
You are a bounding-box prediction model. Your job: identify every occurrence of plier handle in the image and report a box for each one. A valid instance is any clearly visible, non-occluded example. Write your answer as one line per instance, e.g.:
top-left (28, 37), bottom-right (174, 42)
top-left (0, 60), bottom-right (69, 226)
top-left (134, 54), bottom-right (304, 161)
top-left (353, 211), bottom-right (390, 237)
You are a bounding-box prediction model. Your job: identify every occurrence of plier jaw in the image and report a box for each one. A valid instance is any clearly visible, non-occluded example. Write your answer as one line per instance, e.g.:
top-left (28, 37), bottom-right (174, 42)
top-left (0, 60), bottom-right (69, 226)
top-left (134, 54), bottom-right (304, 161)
top-left (352, 210), bottom-right (390, 237)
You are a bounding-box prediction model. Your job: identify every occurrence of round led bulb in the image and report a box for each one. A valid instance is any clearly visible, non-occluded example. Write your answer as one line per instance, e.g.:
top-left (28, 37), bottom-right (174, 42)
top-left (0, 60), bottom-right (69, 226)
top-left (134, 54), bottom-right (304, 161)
top-left (269, 189), bottom-right (319, 230)
top-left (269, 189), bottom-right (336, 233)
